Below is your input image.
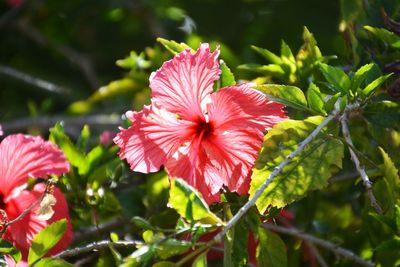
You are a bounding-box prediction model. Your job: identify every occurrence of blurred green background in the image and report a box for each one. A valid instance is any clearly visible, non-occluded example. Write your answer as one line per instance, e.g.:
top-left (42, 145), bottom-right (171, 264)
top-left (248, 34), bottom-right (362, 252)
top-left (0, 0), bottom-right (343, 127)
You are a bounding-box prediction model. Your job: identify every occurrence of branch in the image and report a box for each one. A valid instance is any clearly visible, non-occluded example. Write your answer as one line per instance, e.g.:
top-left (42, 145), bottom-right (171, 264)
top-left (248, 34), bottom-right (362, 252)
top-left (1, 114), bottom-right (122, 133)
top-left (307, 243), bottom-right (329, 267)
top-left (340, 113), bottom-right (383, 214)
top-left (263, 224), bottom-right (374, 267)
top-left (0, 64), bottom-right (71, 95)
top-left (53, 240), bottom-right (143, 259)
top-left (216, 109), bottom-right (340, 240)
top-left (15, 19), bottom-right (100, 89)
top-left (1, 179), bottom-right (55, 236)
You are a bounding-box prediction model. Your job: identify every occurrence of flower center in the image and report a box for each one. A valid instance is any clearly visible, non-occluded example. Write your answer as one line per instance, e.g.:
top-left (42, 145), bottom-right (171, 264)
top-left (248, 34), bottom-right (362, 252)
top-left (0, 193), bottom-right (5, 210)
top-left (196, 120), bottom-right (213, 139)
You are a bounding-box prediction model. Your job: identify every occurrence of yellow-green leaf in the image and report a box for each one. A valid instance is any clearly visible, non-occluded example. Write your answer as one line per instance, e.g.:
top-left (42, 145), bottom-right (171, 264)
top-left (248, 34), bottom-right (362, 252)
top-left (250, 117), bottom-right (343, 212)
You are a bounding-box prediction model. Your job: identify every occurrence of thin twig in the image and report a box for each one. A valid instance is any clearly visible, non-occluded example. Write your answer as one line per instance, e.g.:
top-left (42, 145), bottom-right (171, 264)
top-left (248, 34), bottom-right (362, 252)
top-left (340, 113), bottom-right (383, 214)
top-left (0, 64), bottom-right (71, 95)
top-left (53, 240), bottom-right (143, 259)
top-left (308, 243), bottom-right (329, 267)
top-left (263, 224), bottom-right (374, 267)
top-left (216, 109), bottom-right (340, 241)
top-left (1, 114), bottom-right (122, 133)
top-left (1, 180), bottom-right (55, 236)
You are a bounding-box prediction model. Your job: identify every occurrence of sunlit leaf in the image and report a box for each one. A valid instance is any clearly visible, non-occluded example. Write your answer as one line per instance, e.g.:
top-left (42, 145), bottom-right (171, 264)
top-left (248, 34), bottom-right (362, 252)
top-left (364, 26), bottom-right (400, 48)
top-left (361, 73), bottom-right (392, 97)
top-left (76, 125), bottom-right (90, 153)
top-left (251, 45), bottom-right (282, 64)
top-left (238, 64), bottom-right (285, 76)
top-left (306, 82), bottom-right (325, 114)
top-left (254, 84), bottom-right (310, 112)
top-left (28, 219), bottom-right (68, 265)
top-left (157, 38), bottom-right (192, 54)
top-left (49, 123), bottom-right (88, 175)
top-left (350, 63), bottom-right (376, 92)
top-left (0, 239), bottom-right (21, 264)
top-left (169, 178), bottom-right (222, 224)
top-left (319, 63), bottom-right (350, 93)
top-left (220, 60), bottom-right (236, 87)
top-left (250, 117), bottom-right (343, 212)
top-left (192, 252), bottom-right (208, 267)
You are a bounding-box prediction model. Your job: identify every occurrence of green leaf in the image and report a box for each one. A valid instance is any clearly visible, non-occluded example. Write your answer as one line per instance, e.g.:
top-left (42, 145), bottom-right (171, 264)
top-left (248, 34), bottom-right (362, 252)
top-left (192, 252), bottom-right (208, 267)
top-left (280, 40), bottom-right (295, 62)
top-left (257, 227), bottom-right (287, 267)
top-left (364, 101), bottom-right (400, 128)
top-left (231, 219), bottom-right (249, 266)
top-left (297, 26), bottom-right (322, 61)
top-left (251, 45), bottom-right (282, 64)
top-left (238, 64), bottom-right (285, 76)
top-left (153, 262), bottom-right (175, 267)
top-left (28, 219), bottom-right (68, 265)
top-left (306, 83), bottom-right (325, 114)
top-left (361, 73), bottom-right (392, 97)
top-left (379, 147), bottom-right (400, 192)
top-left (157, 38), bottom-right (192, 54)
top-left (49, 123), bottom-right (88, 175)
top-left (319, 63), bottom-right (350, 94)
top-left (364, 26), bottom-right (400, 48)
top-left (350, 63), bottom-right (375, 92)
top-left (76, 125), bottom-right (90, 153)
top-left (323, 92), bottom-right (340, 113)
top-left (254, 84), bottom-right (309, 112)
top-left (156, 239), bottom-right (191, 259)
top-left (396, 205), bottom-right (400, 233)
top-left (250, 117), bottom-right (344, 212)
top-left (122, 245), bottom-right (155, 267)
top-left (0, 239), bottom-right (21, 264)
top-left (33, 258), bottom-right (76, 267)
top-left (116, 51), bottom-right (151, 70)
top-left (131, 216), bottom-right (154, 230)
top-left (220, 60), bottom-right (236, 87)
top-left (378, 147), bottom-right (400, 214)
top-left (169, 178), bottom-right (222, 224)
top-left (375, 237), bottom-right (400, 251)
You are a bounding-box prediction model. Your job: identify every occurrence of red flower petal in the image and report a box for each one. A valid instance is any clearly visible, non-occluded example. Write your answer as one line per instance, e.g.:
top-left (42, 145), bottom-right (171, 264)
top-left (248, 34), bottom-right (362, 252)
top-left (208, 84), bottom-right (287, 133)
top-left (3, 183), bottom-right (73, 260)
top-left (150, 44), bottom-right (221, 121)
top-left (0, 134), bottom-right (70, 196)
top-left (114, 105), bottom-right (195, 173)
top-left (165, 138), bottom-right (222, 204)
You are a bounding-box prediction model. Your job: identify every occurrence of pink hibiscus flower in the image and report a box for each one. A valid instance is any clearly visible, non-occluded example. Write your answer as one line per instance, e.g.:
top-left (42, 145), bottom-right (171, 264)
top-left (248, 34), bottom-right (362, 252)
top-left (0, 134), bottom-right (73, 265)
top-left (114, 44), bottom-right (287, 204)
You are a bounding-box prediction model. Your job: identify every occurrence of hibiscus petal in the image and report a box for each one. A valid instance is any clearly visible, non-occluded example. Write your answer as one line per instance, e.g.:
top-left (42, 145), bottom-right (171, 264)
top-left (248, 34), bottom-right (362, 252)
top-left (114, 105), bottom-right (195, 173)
top-left (165, 138), bottom-right (222, 205)
top-left (208, 83), bottom-right (287, 134)
top-left (150, 43), bottom-right (221, 120)
top-left (0, 134), bottom-right (70, 196)
top-left (203, 84), bottom-right (287, 194)
top-left (202, 130), bottom-right (262, 194)
top-left (3, 183), bottom-right (73, 260)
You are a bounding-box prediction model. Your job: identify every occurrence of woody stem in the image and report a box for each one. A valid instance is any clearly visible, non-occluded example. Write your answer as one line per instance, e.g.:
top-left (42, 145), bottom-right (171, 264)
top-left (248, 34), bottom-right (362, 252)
top-left (216, 108), bottom-right (341, 241)
top-left (6, 179), bottom-right (55, 226)
top-left (340, 113), bottom-right (383, 214)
